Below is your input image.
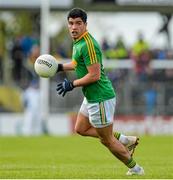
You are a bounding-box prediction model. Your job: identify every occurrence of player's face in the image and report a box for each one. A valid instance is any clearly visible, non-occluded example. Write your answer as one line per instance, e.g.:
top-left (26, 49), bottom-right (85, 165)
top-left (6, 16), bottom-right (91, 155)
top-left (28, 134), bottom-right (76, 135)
top-left (68, 17), bottom-right (87, 40)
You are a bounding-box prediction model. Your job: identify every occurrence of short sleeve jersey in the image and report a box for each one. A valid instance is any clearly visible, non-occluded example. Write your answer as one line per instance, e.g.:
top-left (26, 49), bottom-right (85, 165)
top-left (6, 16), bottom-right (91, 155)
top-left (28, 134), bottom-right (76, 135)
top-left (72, 31), bottom-right (115, 103)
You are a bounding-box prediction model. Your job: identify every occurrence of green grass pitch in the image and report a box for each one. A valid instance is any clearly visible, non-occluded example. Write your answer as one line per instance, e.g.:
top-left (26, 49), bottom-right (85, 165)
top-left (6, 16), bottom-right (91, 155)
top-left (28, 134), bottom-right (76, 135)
top-left (0, 135), bottom-right (173, 179)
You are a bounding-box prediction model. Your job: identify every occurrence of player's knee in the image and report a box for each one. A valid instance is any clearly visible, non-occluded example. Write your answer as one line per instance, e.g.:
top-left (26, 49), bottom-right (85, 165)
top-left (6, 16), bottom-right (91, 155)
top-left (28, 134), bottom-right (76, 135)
top-left (74, 127), bottom-right (85, 136)
top-left (99, 137), bottom-right (112, 147)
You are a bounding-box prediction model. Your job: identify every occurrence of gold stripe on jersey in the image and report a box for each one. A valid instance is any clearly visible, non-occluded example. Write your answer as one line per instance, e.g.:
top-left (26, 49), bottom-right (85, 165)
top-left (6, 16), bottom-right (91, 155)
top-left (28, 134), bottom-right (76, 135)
top-left (84, 35), bottom-right (94, 64)
top-left (86, 35), bottom-right (97, 63)
top-left (84, 36), bottom-right (94, 64)
top-left (84, 35), bottom-right (97, 64)
top-left (86, 34), bottom-right (97, 64)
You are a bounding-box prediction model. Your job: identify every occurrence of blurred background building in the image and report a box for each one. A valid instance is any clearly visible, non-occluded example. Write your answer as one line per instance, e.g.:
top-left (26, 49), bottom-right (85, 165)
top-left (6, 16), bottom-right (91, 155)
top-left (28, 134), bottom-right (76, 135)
top-left (0, 0), bottom-right (173, 135)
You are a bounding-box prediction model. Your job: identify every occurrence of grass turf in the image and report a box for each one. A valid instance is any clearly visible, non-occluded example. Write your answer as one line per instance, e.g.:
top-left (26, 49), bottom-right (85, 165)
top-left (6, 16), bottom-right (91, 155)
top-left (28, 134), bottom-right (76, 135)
top-left (0, 135), bottom-right (173, 179)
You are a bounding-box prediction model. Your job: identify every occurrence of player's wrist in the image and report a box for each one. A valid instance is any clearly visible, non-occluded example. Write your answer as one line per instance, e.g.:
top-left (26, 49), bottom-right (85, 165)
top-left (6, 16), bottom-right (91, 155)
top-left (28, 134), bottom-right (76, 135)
top-left (57, 63), bottom-right (64, 72)
top-left (71, 81), bottom-right (75, 88)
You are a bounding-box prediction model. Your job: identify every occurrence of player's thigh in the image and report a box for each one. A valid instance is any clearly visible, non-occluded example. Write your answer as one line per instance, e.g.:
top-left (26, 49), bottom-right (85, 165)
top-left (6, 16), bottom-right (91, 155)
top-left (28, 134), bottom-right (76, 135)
top-left (75, 112), bottom-right (91, 132)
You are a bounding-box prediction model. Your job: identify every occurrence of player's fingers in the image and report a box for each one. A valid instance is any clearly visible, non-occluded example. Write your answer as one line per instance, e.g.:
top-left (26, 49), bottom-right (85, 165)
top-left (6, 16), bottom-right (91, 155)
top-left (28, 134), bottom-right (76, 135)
top-left (57, 83), bottom-right (63, 87)
top-left (56, 86), bottom-right (63, 91)
top-left (58, 89), bottom-right (64, 95)
top-left (62, 91), bottom-right (66, 97)
top-left (56, 83), bottom-right (63, 89)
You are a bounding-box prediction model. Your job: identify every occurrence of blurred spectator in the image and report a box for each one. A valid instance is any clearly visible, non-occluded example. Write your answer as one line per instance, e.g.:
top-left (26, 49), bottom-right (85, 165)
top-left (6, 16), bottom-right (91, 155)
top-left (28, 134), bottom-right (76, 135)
top-left (56, 44), bottom-right (68, 58)
top-left (113, 35), bottom-right (128, 59)
top-left (11, 37), bottom-right (24, 83)
top-left (130, 32), bottom-right (151, 81)
top-left (143, 83), bottom-right (157, 116)
top-left (25, 45), bottom-right (40, 80)
top-left (152, 48), bottom-right (167, 60)
top-left (22, 80), bottom-right (42, 136)
top-left (103, 35), bottom-right (128, 59)
top-left (28, 45), bottom-right (40, 65)
top-left (21, 35), bottom-right (34, 58)
top-left (101, 37), bottom-right (110, 51)
top-left (152, 48), bottom-right (173, 60)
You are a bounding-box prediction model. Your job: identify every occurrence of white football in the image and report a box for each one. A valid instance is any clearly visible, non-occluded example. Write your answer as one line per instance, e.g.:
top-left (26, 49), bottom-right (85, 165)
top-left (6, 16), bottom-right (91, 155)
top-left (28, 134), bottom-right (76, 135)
top-left (34, 54), bottom-right (58, 78)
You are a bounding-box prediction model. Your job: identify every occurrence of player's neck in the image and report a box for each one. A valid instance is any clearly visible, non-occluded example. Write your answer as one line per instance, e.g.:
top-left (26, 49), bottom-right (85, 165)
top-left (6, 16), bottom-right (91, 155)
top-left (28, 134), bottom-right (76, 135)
top-left (74, 31), bottom-right (88, 42)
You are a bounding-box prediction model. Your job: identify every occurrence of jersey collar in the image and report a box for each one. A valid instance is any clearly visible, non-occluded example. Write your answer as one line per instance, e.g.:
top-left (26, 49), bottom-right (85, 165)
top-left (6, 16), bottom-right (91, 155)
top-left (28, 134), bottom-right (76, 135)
top-left (74, 31), bottom-right (88, 43)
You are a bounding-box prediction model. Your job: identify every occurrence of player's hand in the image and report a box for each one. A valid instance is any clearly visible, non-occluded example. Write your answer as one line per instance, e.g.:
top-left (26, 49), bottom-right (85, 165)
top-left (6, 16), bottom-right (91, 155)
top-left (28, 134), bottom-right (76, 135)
top-left (56, 78), bottom-right (74, 97)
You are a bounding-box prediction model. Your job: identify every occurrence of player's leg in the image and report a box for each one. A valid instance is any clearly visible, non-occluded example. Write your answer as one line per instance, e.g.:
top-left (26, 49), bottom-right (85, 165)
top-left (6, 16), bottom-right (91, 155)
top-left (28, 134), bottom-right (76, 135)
top-left (88, 98), bottom-right (144, 175)
top-left (75, 104), bottom-right (135, 164)
top-left (87, 98), bottom-right (130, 163)
top-left (75, 97), bottom-right (98, 137)
top-left (76, 97), bottom-right (128, 138)
top-left (75, 112), bottom-right (98, 137)
top-left (75, 98), bottom-right (139, 156)
top-left (96, 124), bottom-right (144, 175)
top-left (96, 124), bottom-right (131, 163)
top-left (75, 113), bottom-right (143, 174)
top-left (75, 98), bottom-right (121, 138)
top-left (115, 132), bottom-right (139, 156)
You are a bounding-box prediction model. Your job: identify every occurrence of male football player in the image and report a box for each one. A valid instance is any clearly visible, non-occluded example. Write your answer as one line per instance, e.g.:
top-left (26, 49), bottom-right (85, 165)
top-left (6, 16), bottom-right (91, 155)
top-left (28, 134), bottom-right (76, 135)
top-left (56, 8), bottom-right (144, 175)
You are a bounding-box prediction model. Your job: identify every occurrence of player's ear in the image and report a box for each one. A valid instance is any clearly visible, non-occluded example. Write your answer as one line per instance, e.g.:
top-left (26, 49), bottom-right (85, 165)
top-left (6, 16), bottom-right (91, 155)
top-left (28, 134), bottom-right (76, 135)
top-left (84, 22), bottom-right (87, 28)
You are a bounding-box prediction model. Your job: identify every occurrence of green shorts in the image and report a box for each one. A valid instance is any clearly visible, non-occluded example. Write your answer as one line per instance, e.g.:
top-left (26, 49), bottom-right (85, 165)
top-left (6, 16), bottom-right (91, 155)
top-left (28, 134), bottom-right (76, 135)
top-left (79, 97), bottom-right (116, 128)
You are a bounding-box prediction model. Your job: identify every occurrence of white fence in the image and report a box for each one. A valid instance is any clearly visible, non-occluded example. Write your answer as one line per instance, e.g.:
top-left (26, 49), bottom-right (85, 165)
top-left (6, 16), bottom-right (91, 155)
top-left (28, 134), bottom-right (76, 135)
top-left (0, 113), bottom-right (173, 136)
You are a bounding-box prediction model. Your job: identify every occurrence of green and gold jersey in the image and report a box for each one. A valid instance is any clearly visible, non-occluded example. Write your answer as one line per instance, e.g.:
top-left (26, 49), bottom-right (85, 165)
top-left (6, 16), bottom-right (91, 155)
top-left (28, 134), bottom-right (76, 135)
top-left (72, 31), bottom-right (115, 103)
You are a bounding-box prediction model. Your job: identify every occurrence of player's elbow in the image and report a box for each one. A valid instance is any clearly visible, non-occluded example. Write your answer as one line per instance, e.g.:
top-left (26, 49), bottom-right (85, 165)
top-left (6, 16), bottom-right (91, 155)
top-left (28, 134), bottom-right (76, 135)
top-left (92, 73), bottom-right (100, 82)
top-left (95, 74), bottom-right (100, 81)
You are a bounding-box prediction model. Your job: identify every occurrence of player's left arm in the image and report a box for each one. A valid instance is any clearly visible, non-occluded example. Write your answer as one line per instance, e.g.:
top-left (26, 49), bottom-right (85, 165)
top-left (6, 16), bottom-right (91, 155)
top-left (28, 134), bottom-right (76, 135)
top-left (57, 61), bottom-right (75, 72)
top-left (73, 63), bottom-right (100, 87)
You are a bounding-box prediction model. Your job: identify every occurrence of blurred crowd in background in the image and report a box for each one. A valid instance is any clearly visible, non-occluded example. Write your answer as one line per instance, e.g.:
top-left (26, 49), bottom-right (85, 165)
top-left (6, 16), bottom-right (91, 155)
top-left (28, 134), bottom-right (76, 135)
top-left (0, 11), bottom-right (173, 116)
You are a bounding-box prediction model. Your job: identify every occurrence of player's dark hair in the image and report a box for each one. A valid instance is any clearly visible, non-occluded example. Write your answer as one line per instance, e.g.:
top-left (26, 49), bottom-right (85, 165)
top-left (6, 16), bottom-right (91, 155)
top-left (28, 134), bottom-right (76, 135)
top-left (67, 8), bottom-right (87, 23)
